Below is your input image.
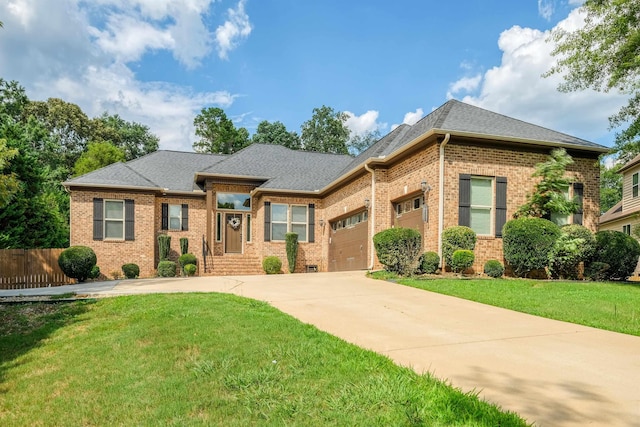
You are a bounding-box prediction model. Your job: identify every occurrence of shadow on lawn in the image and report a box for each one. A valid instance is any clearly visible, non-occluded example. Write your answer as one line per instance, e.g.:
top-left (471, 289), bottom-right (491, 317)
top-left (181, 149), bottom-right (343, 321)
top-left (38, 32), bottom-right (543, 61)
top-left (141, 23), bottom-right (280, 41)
top-left (0, 300), bottom-right (94, 387)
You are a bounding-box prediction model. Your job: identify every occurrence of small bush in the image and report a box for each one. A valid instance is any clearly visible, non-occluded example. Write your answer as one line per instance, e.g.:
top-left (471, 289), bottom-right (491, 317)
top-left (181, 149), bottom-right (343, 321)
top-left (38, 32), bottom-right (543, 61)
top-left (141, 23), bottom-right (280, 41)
top-left (373, 228), bottom-right (422, 276)
top-left (263, 256), bottom-right (282, 274)
top-left (184, 264), bottom-right (197, 276)
top-left (89, 265), bottom-right (101, 280)
top-left (179, 237), bottom-right (189, 255)
top-left (484, 260), bottom-right (504, 278)
top-left (58, 246), bottom-right (97, 282)
top-left (584, 261), bottom-right (610, 282)
top-left (158, 234), bottom-right (171, 261)
top-left (590, 230), bottom-right (640, 280)
top-left (178, 253), bottom-right (197, 268)
top-left (442, 226), bottom-right (476, 268)
top-left (418, 251), bottom-right (440, 274)
top-left (157, 261), bottom-right (176, 277)
top-left (121, 263), bottom-right (140, 279)
top-left (450, 249), bottom-right (475, 274)
top-left (549, 225), bottom-right (596, 279)
top-left (502, 217), bottom-right (560, 277)
top-left (285, 232), bottom-right (299, 273)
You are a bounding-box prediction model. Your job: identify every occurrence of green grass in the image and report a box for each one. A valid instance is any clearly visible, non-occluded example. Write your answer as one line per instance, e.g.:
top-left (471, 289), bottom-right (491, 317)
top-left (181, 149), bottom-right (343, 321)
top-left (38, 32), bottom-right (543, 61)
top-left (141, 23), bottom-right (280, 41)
top-left (372, 272), bottom-right (640, 336)
top-left (0, 294), bottom-right (527, 426)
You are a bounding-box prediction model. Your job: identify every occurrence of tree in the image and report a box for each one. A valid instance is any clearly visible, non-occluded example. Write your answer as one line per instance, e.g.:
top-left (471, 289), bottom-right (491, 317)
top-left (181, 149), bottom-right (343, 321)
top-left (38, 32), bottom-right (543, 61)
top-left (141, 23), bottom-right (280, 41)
top-left (546, 0), bottom-right (640, 161)
top-left (600, 161), bottom-right (623, 213)
top-left (514, 148), bottom-right (579, 219)
top-left (0, 138), bottom-right (19, 208)
top-left (0, 79), bottom-right (29, 121)
top-left (192, 107), bottom-right (250, 154)
top-left (300, 105), bottom-right (350, 154)
top-left (74, 142), bottom-right (125, 176)
top-left (90, 113), bottom-right (159, 160)
top-left (348, 130), bottom-right (380, 155)
top-left (252, 120), bottom-right (301, 150)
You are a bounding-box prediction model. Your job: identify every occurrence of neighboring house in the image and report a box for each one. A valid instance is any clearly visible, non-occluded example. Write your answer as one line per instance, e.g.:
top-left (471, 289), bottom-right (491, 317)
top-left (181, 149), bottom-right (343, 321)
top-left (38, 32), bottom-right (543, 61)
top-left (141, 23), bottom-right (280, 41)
top-left (599, 154), bottom-right (640, 278)
top-left (63, 100), bottom-right (606, 278)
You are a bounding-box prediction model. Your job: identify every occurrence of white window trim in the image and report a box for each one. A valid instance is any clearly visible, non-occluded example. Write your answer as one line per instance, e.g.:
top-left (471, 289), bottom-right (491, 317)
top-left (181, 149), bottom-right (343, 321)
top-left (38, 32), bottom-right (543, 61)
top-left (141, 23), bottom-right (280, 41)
top-left (246, 214), bottom-right (252, 243)
top-left (291, 204), bottom-right (308, 242)
top-left (633, 173), bottom-right (639, 198)
top-left (271, 203), bottom-right (288, 241)
top-left (470, 176), bottom-right (494, 236)
top-left (168, 204), bottom-right (182, 231)
top-left (215, 212), bottom-right (222, 242)
top-left (104, 199), bottom-right (125, 240)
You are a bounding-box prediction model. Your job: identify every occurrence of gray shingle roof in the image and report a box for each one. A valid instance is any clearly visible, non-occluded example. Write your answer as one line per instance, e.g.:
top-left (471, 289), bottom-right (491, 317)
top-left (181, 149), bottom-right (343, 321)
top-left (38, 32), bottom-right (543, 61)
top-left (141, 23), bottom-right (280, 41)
top-left (65, 100), bottom-right (607, 194)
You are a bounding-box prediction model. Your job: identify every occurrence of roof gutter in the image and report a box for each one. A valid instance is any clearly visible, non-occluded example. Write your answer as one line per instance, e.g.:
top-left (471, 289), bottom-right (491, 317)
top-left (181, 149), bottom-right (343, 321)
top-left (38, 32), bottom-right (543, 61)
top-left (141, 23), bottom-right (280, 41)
top-left (364, 163), bottom-right (376, 270)
top-left (438, 133), bottom-right (451, 267)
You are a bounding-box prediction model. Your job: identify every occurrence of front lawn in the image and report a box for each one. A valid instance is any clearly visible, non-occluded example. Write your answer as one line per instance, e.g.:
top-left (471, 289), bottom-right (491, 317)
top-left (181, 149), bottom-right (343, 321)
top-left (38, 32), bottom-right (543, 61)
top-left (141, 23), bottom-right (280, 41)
top-left (374, 273), bottom-right (640, 336)
top-left (0, 294), bottom-right (527, 426)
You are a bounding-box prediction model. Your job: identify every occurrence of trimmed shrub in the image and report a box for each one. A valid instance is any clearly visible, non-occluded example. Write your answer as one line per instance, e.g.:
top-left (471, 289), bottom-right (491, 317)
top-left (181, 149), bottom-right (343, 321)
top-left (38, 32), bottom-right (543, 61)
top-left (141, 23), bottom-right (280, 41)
top-left (450, 249), bottom-right (475, 274)
top-left (484, 260), bottom-right (504, 278)
top-left (373, 227), bottom-right (422, 276)
top-left (590, 230), bottom-right (640, 280)
top-left (121, 263), bottom-right (140, 279)
top-left (178, 253), bottom-right (197, 268)
top-left (89, 265), bottom-right (101, 280)
top-left (441, 226), bottom-right (476, 268)
top-left (184, 264), bottom-right (197, 277)
top-left (549, 225), bottom-right (596, 279)
top-left (263, 256), bottom-right (282, 274)
top-left (158, 234), bottom-right (171, 261)
top-left (584, 261), bottom-right (610, 282)
top-left (502, 218), bottom-right (560, 277)
top-left (179, 237), bottom-right (189, 255)
top-left (157, 261), bottom-right (176, 277)
top-left (285, 232), bottom-right (299, 273)
top-left (58, 246), bottom-right (97, 282)
top-left (418, 251), bottom-right (440, 274)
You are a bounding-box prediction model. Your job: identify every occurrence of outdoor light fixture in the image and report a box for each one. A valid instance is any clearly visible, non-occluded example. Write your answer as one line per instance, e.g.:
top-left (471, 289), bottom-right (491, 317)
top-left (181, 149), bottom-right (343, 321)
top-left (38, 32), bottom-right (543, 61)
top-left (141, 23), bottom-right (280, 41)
top-left (364, 198), bottom-right (370, 209)
top-left (319, 219), bottom-right (325, 227)
top-left (421, 180), bottom-right (431, 192)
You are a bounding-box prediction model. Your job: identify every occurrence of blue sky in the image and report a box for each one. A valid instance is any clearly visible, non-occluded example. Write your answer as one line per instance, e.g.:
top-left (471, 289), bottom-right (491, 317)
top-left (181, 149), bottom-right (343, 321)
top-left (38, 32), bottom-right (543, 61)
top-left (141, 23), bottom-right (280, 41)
top-left (0, 0), bottom-right (629, 152)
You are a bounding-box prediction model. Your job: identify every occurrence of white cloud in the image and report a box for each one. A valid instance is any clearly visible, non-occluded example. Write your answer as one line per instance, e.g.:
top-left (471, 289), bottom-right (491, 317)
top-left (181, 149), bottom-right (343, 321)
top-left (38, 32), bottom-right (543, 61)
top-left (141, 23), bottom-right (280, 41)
top-left (453, 8), bottom-right (629, 146)
top-left (215, 0), bottom-right (252, 60)
top-left (391, 108), bottom-right (425, 130)
top-left (447, 74), bottom-right (482, 99)
top-left (538, 0), bottom-right (555, 21)
top-left (344, 110), bottom-right (385, 136)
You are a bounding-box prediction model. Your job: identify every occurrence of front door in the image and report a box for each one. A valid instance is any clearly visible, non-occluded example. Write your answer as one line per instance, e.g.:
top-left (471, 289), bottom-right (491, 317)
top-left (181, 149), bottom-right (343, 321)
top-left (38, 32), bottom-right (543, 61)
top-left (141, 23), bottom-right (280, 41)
top-left (225, 213), bottom-right (243, 253)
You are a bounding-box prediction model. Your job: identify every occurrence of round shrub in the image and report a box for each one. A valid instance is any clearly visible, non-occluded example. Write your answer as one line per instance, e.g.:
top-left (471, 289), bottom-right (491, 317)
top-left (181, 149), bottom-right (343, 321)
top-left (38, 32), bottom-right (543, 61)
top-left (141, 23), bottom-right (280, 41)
top-left (121, 263), bottom-right (140, 279)
top-left (549, 225), bottom-right (596, 279)
top-left (58, 246), bottom-right (97, 282)
top-left (89, 265), bottom-right (101, 280)
top-left (373, 227), bottom-right (422, 276)
top-left (450, 249), bottom-right (475, 274)
top-left (418, 251), bottom-right (440, 274)
top-left (484, 259), bottom-right (504, 278)
top-left (502, 218), bottom-right (560, 277)
top-left (178, 253), bottom-right (197, 268)
top-left (591, 230), bottom-right (640, 280)
top-left (184, 264), bottom-right (197, 276)
top-left (157, 261), bottom-right (177, 277)
top-left (442, 226), bottom-right (476, 268)
top-left (263, 256), bottom-right (282, 274)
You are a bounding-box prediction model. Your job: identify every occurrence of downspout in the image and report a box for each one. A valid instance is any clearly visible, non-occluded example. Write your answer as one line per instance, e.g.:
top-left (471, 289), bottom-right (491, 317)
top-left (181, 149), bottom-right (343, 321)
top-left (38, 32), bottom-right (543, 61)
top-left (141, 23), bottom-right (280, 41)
top-left (364, 163), bottom-right (376, 270)
top-left (438, 133), bottom-right (451, 267)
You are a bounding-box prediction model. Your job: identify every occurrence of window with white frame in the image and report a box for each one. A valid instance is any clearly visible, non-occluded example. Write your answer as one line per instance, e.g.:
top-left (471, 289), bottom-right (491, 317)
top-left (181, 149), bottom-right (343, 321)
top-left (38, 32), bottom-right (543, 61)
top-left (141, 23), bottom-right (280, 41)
top-left (549, 188), bottom-right (571, 226)
top-left (291, 205), bottom-right (308, 242)
top-left (169, 204), bottom-right (182, 230)
top-left (271, 204), bottom-right (288, 241)
top-left (623, 224), bottom-right (631, 235)
top-left (634, 173), bottom-right (639, 198)
top-left (470, 177), bottom-right (493, 235)
top-left (104, 200), bottom-right (125, 239)
top-left (270, 204), bottom-right (309, 242)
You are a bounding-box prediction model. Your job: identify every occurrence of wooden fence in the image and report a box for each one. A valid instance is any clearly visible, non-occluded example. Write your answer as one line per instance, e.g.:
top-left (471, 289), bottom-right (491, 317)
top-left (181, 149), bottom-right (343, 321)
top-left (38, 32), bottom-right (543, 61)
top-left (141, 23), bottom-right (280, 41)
top-left (0, 249), bottom-right (74, 290)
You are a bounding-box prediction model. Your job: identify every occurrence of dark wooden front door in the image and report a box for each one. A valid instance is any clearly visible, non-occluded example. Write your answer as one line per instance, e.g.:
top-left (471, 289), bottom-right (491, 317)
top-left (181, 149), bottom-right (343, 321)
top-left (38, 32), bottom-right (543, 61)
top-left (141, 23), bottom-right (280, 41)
top-left (225, 213), bottom-right (243, 253)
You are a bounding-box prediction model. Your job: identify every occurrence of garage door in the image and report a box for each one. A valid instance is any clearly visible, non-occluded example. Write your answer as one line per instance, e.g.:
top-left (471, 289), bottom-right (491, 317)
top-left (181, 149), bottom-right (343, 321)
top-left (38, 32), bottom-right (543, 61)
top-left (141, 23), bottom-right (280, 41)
top-left (329, 213), bottom-right (368, 272)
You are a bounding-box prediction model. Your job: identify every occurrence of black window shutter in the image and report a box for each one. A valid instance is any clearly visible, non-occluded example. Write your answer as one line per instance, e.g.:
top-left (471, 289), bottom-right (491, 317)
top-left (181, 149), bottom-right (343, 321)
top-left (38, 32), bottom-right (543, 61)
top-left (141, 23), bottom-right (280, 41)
top-left (264, 202), bottom-right (271, 242)
top-left (308, 203), bottom-right (315, 243)
top-left (93, 198), bottom-right (104, 240)
top-left (495, 177), bottom-right (507, 237)
top-left (181, 204), bottom-right (189, 231)
top-left (573, 182), bottom-right (584, 225)
top-left (125, 199), bottom-right (135, 241)
top-left (459, 174), bottom-right (471, 226)
top-left (161, 203), bottom-right (168, 230)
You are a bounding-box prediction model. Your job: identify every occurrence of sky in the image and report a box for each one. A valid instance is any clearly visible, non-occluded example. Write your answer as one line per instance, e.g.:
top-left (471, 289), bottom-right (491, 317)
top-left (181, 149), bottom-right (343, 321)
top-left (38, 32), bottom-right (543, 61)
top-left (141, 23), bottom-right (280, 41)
top-left (0, 0), bottom-right (631, 153)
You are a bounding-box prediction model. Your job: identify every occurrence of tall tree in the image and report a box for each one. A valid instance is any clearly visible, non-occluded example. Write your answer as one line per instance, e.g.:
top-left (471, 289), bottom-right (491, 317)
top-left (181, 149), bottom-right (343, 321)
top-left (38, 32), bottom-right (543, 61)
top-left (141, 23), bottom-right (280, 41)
top-left (300, 106), bottom-right (350, 154)
top-left (0, 79), bottom-right (29, 121)
top-left (252, 120), bottom-right (301, 149)
top-left (348, 130), bottom-right (381, 155)
top-left (74, 142), bottom-right (125, 176)
top-left (546, 0), bottom-right (640, 162)
top-left (192, 107), bottom-right (250, 154)
top-left (0, 138), bottom-right (19, 208)
top-left (600, 161), bottom-right (623, 213)
top-left (514, 148), bottom-right (579, 219)
top-left (90, 113), bottom-right (159, 160)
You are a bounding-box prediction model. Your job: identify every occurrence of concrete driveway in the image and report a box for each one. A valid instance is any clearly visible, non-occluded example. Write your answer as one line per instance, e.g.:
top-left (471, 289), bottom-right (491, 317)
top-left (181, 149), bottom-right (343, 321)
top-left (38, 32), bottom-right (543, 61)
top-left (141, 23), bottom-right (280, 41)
top-left (2, 271), bottom-right (639, 426)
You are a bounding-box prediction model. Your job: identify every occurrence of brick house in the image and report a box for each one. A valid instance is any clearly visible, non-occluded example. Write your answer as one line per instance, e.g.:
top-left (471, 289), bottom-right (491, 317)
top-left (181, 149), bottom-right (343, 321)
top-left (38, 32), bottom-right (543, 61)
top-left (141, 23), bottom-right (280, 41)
top-left (63, 100), bottom-right (606, 277)
top-left (599, 153), bottom-right (640, 278)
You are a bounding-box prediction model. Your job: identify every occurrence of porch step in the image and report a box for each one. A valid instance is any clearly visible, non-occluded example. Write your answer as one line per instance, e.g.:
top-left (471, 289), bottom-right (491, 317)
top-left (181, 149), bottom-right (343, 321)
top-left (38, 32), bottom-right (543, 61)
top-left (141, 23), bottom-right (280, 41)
top-left (202, 255), bottom-right (263, 276)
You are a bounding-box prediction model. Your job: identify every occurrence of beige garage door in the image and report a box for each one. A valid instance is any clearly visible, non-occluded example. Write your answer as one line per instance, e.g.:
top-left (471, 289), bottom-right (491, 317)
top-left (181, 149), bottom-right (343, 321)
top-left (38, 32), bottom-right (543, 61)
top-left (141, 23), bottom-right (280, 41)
top-left (329, 220), bottom-right (368, 272)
